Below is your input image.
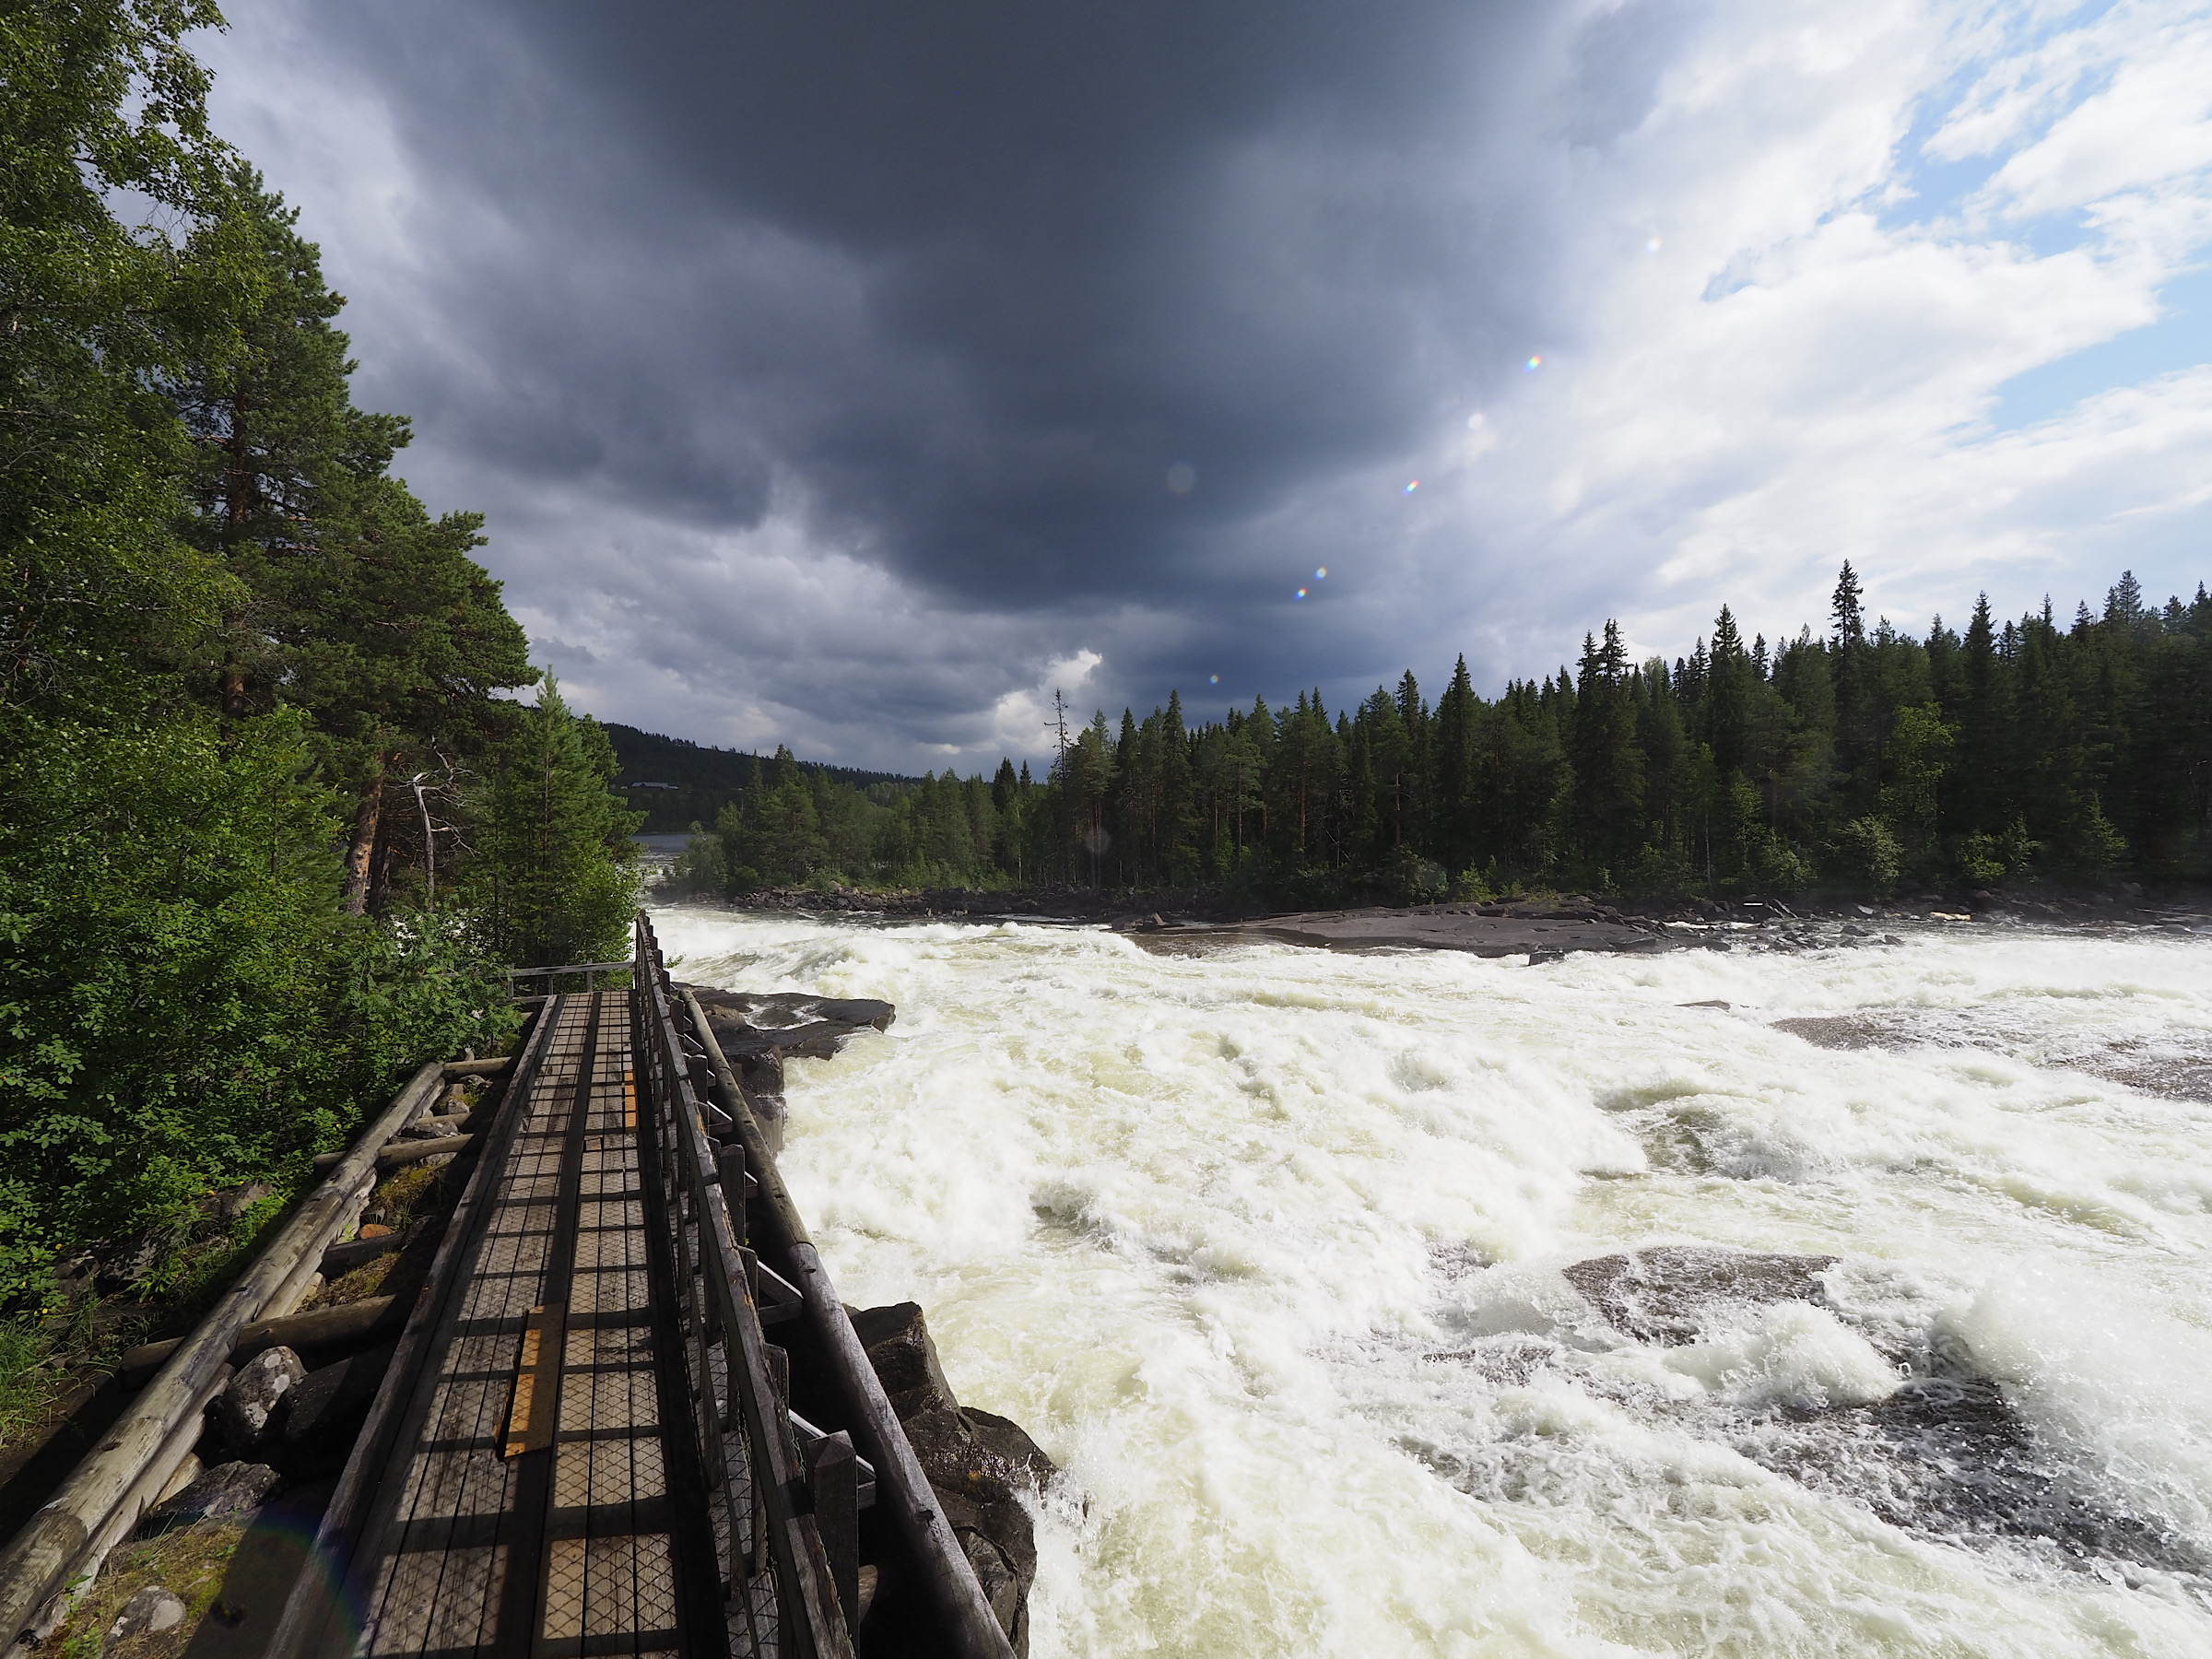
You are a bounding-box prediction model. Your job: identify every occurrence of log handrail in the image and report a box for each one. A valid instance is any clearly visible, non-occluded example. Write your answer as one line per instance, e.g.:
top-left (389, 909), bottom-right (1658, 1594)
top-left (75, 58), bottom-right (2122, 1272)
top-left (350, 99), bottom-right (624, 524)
top-left (632, 915), bottom-right (853, 1659)
top-left (651, 918), bottom-right (1019, 1659)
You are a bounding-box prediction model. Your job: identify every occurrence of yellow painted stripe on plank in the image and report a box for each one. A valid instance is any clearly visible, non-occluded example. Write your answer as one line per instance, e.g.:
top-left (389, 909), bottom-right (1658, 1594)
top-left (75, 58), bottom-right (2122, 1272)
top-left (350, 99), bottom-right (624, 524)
top-left (501, 1301), bottom-right (566, 1457)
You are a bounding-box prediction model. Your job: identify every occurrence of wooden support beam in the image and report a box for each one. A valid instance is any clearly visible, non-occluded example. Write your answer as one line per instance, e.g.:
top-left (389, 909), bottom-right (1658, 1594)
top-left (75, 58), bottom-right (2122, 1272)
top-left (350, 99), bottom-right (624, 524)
top-left (319, 1227), bottom-right (412, 1279)
top-left (116, 1297), bottom-right (403, 1389)
top-left (441, 1055), bottom-right (512, 1079)
top-left (310, 1133), bottom-right (476, 1177)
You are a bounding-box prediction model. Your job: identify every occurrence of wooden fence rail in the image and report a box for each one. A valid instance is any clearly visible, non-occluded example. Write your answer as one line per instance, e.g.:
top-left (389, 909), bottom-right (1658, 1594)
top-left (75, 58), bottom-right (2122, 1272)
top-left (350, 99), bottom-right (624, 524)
top-left (508, 959), bottom-right (631, 994)
top-left (643, 918), bottom-right (1018, 1659)
top-left (631, 915), bottom-right (854, 1657)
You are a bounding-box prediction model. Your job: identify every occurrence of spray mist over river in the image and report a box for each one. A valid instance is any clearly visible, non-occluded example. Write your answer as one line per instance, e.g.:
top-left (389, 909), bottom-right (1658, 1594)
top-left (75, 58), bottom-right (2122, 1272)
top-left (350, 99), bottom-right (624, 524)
top-left (653, 906), bottom-right (2212, 1657)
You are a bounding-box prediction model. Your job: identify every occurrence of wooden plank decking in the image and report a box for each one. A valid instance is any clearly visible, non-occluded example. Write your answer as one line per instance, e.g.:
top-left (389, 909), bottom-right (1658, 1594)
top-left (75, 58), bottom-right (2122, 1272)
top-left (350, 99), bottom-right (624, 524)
top-left (346, 993), bottom-right (719, 1657)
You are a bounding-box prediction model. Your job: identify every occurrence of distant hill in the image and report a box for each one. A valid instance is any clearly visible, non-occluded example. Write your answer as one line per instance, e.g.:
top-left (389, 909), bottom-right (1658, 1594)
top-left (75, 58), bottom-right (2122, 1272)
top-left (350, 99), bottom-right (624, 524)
top-left (601, 723), bottom-right (920, 833)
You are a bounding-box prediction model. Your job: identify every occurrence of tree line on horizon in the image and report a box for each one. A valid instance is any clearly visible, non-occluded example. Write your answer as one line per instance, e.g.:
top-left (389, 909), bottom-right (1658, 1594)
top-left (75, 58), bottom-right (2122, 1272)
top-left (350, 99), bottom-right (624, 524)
top-left (2, 6), bottom-right (635, 1305)
top-left (681, 563), bottom-right (2212, 903)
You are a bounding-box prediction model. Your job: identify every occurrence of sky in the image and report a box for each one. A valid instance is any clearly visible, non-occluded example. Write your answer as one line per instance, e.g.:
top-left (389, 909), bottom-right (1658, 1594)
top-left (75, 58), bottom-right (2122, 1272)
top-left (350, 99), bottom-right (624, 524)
top-left (200, 1), bottom-right (2212, 773)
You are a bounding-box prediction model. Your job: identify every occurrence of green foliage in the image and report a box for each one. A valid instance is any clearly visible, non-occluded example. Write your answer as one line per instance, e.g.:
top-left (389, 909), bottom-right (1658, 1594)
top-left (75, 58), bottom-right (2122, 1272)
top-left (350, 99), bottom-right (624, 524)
top-left (0, 13), bottom-right (570, 1306)
top-left (667, 828), bottom-right (729, 898)
top-left (1830, 817), bottom-right (1902, 896)
top-left (1383, 846), bottom-right (1447, 903)
top-left (0, 1313), bottom-right (54, 1446)
top-left (1958, 817), bottom-right (2039, 887)
top-left (0, 712), bottom-right (514, 1303)
top-left (466, 681), bottom-right (641, 967)
top-left (1745, 830), bottom-right (1815, 896)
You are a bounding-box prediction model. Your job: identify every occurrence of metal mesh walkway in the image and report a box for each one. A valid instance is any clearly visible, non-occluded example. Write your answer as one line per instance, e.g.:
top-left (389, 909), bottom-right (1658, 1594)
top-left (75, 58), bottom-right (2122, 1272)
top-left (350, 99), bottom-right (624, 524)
top-left (348, 993), bottom-right (711, 1657)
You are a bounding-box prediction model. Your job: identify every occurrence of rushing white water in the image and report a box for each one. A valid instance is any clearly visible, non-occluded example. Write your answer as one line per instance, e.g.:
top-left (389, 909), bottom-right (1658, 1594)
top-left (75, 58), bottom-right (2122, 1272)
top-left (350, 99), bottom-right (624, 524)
top-left (653, 906), bottom-right (2212, 1658)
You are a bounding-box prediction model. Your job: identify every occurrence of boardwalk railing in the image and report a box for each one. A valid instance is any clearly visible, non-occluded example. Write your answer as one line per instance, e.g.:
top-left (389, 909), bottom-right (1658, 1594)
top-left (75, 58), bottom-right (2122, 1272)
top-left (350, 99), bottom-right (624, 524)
top-left (631, 917), bottom-right (854, 1658)
top-left (508, 959), bottom-right (631, 994)
top-left (640, 916), bottom-right (1018, 1659)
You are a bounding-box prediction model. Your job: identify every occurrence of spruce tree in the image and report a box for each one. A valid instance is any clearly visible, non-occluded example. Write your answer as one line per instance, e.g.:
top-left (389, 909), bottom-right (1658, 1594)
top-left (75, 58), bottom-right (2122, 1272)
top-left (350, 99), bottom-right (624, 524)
top-left (467, 682), bottom-right (641, 966)
top-left (1432, 656), bottom-right (1478, 872)
top-left (1571, 621), bottom-right (1644, 875)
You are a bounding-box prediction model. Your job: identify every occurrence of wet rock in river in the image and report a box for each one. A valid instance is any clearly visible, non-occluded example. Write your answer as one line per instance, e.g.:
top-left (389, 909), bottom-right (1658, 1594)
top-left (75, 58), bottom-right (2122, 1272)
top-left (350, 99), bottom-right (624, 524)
top-left (1548, 1246), bottom-right (2206, 1576)
top-left (682, 985), bottom-right (894, 1145)
top-left (1771, 1014), bottom-right (1904, 1051)
top-left (1773, 1009), bottom-right (2212, 1101)
top-left (851, 1301), bottom-right (1055, 1657)
top-left (1733, 1367), bottom-right (2209, 1577)
top-left (1563, 1246), bottom-right (1839, 1345)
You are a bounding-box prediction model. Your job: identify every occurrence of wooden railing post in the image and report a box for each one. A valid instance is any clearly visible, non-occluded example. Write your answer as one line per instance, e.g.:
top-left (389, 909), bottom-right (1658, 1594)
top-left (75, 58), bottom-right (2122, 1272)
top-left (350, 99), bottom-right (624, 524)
top-left (717, 1143), bottom-right (747, 1242)
top-left (807, 1431), bottom-right (860, 1630)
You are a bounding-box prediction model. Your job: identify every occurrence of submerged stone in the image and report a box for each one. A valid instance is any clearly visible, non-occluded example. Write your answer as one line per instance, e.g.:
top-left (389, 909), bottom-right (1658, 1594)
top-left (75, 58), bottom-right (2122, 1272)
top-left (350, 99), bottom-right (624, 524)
top-left (1563, 1246), bottom-right (1839, 1346)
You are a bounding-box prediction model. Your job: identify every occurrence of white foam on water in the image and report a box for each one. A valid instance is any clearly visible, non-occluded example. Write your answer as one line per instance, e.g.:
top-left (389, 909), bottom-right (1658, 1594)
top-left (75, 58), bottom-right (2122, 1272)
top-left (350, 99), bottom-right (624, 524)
top-left (1663, 1302), bottom-right (1901, 1411)
top-left (655, 909), bottom-right (2212, 1656)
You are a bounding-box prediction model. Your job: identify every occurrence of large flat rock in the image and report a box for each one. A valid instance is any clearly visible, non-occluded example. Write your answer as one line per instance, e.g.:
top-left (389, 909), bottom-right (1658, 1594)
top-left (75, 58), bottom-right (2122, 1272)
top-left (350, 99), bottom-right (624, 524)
top-left (1236, 904), bottom-right (1665, 958)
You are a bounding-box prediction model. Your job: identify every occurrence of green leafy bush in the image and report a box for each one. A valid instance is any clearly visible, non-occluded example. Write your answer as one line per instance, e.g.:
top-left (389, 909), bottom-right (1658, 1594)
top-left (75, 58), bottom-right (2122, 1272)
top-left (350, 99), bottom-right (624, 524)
top-left (1830, 817), bottom-right (1901, 896)
top-left (0, 711), bottom-right (513, 1306)
top-left (1745, 830), bottom-right (1815, 895)
top-left (1958, 816), bottom-right (2039, 887)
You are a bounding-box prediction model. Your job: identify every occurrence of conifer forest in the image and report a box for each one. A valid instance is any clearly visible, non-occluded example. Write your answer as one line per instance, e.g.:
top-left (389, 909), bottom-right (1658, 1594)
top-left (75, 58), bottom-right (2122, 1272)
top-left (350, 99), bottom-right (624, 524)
top-left (695, 566), bottom-right (2212, 904)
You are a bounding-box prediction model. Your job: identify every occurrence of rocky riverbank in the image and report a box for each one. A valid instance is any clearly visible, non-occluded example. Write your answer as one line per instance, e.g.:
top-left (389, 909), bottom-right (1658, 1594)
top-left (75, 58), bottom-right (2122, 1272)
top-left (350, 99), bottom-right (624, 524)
top-left (699, 881), bottom-right (2212, 963)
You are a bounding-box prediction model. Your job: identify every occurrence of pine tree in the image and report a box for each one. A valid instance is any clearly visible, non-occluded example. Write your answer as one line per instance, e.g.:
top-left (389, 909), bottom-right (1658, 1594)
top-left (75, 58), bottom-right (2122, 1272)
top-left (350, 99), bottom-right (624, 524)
top-left (467, 682), bottom-right (641, 966)
top-left (171, 181), bottom-right (532, 912)
top-left (1571, 621), bottom-right (1644, 874)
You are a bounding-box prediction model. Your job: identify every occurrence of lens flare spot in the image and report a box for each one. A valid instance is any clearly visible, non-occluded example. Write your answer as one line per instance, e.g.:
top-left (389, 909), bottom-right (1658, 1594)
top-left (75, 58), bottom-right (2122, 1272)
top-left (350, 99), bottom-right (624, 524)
top-left (1294, 588), bottom-right (1307, 600)
top-left (1466, 411), bottom-right (1486, 429)
top-left (1646, 237), bottom-right (1662, 253)
top-left (1524, 355), bottom-right (1543, 371)
top-left (1404, 480), bottom-right (1419, 493)
top-left (1314, 567), bottom-right (1327, 580)
top-left (1208, 674), bottom-right (1219, 685)
top-left (1165, 461), bottom-right (1196, 495)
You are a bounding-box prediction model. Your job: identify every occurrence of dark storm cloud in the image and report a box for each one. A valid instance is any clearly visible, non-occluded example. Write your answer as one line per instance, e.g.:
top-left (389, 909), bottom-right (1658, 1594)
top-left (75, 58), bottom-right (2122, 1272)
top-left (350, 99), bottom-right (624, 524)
top-left (206, 0), bottom-right (1724, 760)
top-left (283, 1), bottom-right (1618, 594)
top-left (208, 1), bottom-right (2212, 766)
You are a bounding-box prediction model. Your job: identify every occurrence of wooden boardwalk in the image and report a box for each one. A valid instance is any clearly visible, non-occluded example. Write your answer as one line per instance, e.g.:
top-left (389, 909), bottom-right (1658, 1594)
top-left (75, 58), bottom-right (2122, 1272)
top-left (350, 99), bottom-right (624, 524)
top-left (267, 928), bottom-right (1015, 1659)
top-left (344, 992), bottom-right (720, 1657)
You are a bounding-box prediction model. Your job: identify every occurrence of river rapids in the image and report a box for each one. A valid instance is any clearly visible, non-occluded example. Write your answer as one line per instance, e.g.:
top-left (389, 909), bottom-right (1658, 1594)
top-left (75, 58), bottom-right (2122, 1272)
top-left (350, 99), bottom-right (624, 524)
top-left (652, 905), bottom-right (2212, 1658)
